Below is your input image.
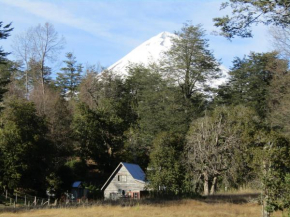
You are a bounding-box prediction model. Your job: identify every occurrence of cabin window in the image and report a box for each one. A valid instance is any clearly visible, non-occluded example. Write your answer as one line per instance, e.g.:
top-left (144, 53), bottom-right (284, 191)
top-left (118, 175), bottom-right (127, 182)
top-left (133, 192), bottom-right (138, 199)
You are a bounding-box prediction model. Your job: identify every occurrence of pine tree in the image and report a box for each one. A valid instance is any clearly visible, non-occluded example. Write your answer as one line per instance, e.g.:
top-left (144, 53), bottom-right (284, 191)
top-left (56, 52), bottom-right (82, 99)
top-left (0, 22), bottom-right (13, 64)
top-left (0, 22), bottom-right (13, 107)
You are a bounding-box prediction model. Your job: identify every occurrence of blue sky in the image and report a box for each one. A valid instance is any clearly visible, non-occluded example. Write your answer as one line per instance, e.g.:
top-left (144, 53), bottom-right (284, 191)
top-left (1, 0), bottom-right (272, 73)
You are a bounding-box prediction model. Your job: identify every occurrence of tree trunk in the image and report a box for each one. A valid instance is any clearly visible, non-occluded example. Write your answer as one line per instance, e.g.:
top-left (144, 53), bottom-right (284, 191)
top-left (262, 196), bottom-right (270, 217)
top-left (25, 70), bottom-right (29, 99)
top-left (210, 176), bottom-right (217, 195)
top-left (24, 59), bottom-right (29, 99)
top-left (262, 159), bottom-right (270, 217)
top-left (40, 63), bottom-right (45, 95)
top-left (203, 172), bottom-right (209, 196)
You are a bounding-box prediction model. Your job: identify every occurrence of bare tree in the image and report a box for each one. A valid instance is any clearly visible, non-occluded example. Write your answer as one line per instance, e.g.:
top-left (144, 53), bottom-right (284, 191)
top-left (186, 113), bottom-right (234, 195)
top-left (31, 22), bottom-right (65, 95)
top-left (185, 106), bottom-right (255, 195)
top-left (13, 23), bottom-right (65, 96)
top-left (270, 26), bottom-right (290, 59)
top-left (12, 29), bottom-right (34, 97)
top-left (12, 23), bottom-right (65, 97)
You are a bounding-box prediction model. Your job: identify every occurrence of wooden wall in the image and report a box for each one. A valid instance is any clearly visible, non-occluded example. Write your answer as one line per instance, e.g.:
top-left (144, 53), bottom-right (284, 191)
top-left (104, 165), bottom-right (145, 199)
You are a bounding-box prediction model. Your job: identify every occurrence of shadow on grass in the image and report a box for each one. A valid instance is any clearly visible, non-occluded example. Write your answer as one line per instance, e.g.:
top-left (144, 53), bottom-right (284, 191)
top-left (202, 193), bottom-right (260, 204)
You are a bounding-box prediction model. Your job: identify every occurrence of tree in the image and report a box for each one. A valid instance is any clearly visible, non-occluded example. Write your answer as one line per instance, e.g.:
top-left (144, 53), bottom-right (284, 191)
top-left (0, 22), bottom-right (13, 64)
top-left (1, 60), bottom-right (24, 99)
top-left (28, 84), bottom-right (74, 195)
top-left (265, 134), bottom-right (290, 215)
top-left (75, 70), bottom-right (130, 173)
top-left (0, 98), bottom-right (53, 193)
top-left (56, 52), bottom-right (82, 99)
top-left (185, 106), bottom-right (258, 195)
top-left (0, 22), bottom-right (13, 107)
top-left (30, 22), bottom-right (65, 95)
top-left (163, 23), bottom-right (220, 103)
top-left (251, 131), bottom-right (290, 217)
top-left (147, 132), bottom-right (184, 195)
top-left (267, 60), bottom-right (290, 137)
top-left (78, 64), bottom-right (106, 109)
top-left (12, 29), bottom-right (34, 96)
top-left (123, 64), bottom-right (189, 168)
top-left (12, 23), bottom-right (64, 95)
top-left (30, 84), bottom-right (73, 162)
top-left (214, 1), bottom-right (290, 39)
top-left (28, 58), bottom-right (52, 86)
top-left (73, 103), bottom-right (124, 174)
top-left (126, 65), bottom-right (188, 139)
top-left (215, 52), bottom-right (286, 117)
top-left (269, 26), bottom-right (290, 60)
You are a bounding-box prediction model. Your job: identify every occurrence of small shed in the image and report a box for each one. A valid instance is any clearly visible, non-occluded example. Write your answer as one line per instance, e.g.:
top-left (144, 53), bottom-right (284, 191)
top-left (101, 162), bottom-right (147, 199)
top-left (71, 181), bottom-right (88, 200)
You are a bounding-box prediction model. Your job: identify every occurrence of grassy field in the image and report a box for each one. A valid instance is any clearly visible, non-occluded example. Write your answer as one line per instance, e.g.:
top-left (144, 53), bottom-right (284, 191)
top-left (0, 199), bottom-right (284, 217)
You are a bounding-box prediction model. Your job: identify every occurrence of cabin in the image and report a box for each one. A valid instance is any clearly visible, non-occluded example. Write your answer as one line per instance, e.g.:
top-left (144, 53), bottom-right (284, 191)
top-left (71, 181), bottom-right (88, 200)
top-left (101, 162), bottom-right (146, 199)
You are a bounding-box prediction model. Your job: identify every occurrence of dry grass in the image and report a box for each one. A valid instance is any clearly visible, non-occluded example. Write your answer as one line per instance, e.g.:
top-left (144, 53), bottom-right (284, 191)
top-left (218, 188), bottom-right (260, 195)
top-left (0, 200), bottom-right (283, 217)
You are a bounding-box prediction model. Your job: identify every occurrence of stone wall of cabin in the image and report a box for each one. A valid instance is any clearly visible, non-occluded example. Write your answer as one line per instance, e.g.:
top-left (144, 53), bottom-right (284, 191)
top-left (104, 165), bottom-right (145, 199)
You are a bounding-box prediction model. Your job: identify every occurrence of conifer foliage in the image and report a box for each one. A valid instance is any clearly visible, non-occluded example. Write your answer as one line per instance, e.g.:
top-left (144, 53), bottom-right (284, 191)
top-left (56, 52), bottom-right (82, 98)
top-left (0, 22), bottom-right (13, 106)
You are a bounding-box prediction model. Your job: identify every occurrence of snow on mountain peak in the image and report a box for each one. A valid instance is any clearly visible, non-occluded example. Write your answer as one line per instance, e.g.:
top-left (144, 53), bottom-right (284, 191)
top-left (159, 31), bottom-right (172, 39)
top-left (107, 32), bottom-right (176, 77)
top-left (107, 31), bottom-right (229, 87)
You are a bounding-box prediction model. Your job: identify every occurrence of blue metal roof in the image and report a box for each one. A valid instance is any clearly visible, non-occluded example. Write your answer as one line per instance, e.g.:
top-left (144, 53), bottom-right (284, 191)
top-left (122, 162), bottom-right (145, 182)
top-left (72, 181), bottom-right (82, 188)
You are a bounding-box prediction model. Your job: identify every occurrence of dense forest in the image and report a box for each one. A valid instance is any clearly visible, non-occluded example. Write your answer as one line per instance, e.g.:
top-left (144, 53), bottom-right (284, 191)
top-left (1, 1), bottom-right (290, 216)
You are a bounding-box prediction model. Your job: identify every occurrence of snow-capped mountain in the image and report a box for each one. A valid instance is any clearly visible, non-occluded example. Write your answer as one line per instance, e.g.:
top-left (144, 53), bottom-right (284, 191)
top-left (108, 32), bottom-right (175, 77)
top-left (108, 31), bottom-right (228, 86)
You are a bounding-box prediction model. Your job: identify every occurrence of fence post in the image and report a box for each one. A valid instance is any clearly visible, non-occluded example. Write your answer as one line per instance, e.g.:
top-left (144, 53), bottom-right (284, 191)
top-left (41, 199), bottom-right (44, 205)
top-left (34, 196), bottom-right (36, 206)
top-left (10, 198), bottom-right (12, 206)
top-left (15, 193), bottom-right (17, 203)
top-left (25, 195), bottom-right (26, 206)
top-left (13, 201), bottom-right (15, 208)
top-left (5, 190), bottom-right (7, 200)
